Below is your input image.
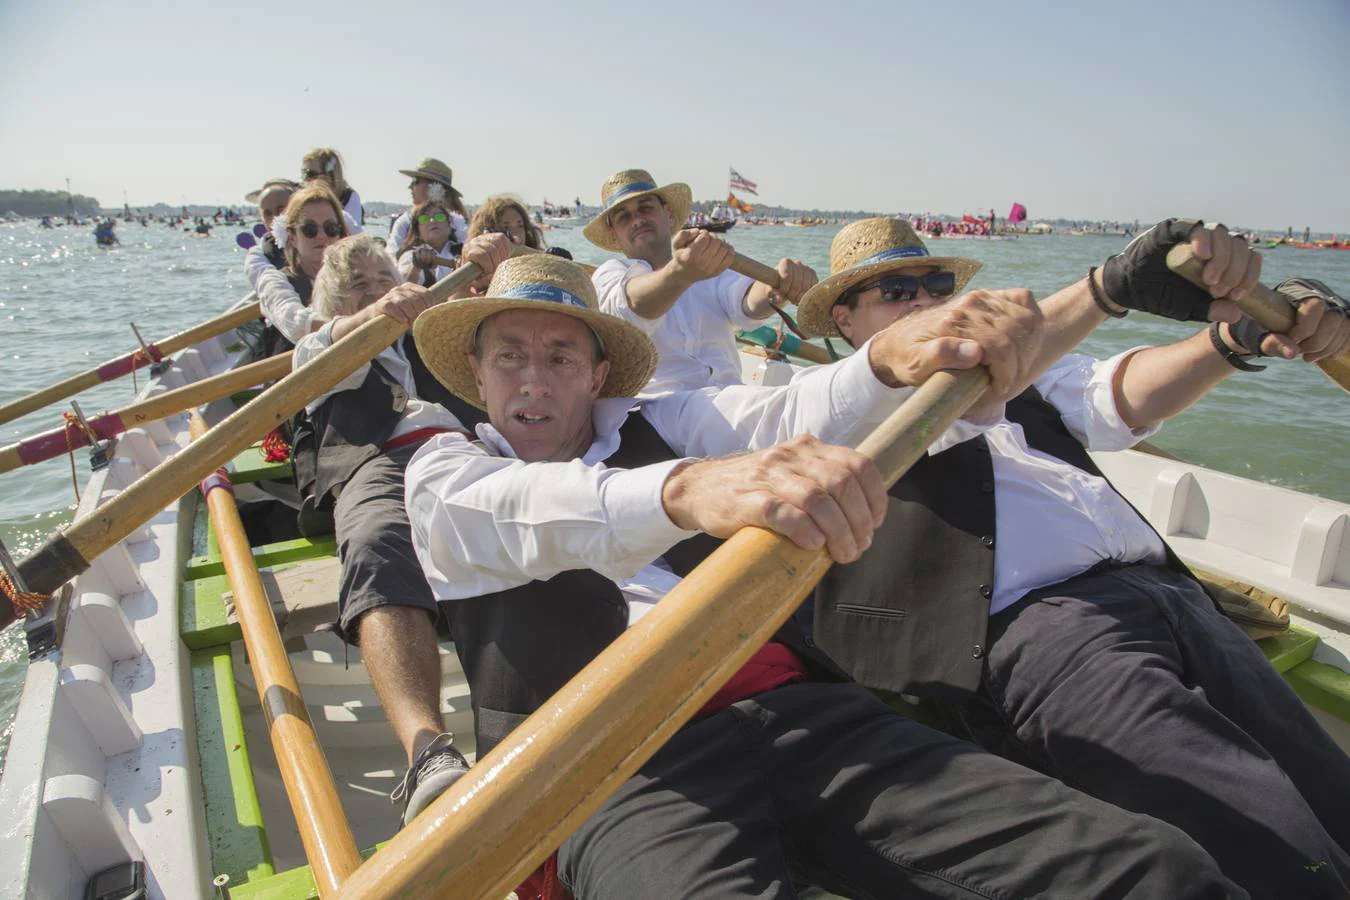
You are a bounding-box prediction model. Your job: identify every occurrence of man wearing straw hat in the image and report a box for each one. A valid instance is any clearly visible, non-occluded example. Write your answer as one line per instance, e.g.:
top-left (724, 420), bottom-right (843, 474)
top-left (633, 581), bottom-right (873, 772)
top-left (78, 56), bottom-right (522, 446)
top-left (791, 216), bottom-right (1350, 897)
top-left (585, 168), bottom-right (816, 396)
top-left (401, 253), bottom-right (1239, 898)
top-left (389, 157), bottom-right (469, 253)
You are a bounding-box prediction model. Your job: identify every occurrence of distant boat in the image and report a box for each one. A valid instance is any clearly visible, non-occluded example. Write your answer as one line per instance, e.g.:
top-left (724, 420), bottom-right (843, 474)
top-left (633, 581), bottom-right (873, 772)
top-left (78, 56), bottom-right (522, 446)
top-left (690, 219), bottom-right (734, 234)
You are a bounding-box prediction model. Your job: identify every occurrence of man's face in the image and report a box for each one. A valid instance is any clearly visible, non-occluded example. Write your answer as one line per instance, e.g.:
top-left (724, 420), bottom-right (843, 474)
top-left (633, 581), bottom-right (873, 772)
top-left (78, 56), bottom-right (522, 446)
top-left (258, 186), bottom-right (293, 229)
top-left (607, 195), bottom-right (673, 260)
top-left (349, 254), bottom-right (400, 309)
top-left (831, 266), bottom-right (949, 345)
top-left (470, 309), bottom-right (610, 462)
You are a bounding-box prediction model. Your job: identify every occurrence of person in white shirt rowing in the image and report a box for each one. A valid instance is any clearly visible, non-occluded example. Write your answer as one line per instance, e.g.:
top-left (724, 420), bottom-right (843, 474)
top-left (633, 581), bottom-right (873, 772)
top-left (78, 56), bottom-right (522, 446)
top-left (586, 169), bottom-right (816, 397)
top-left (289, 232), bottom-right (510, 827)
top-left (400, 252), bottom-right (1241, 899)
top-left (788, 216), bottom-right (1350, 898)
top-left (388, 157), bottom-right (469, 253)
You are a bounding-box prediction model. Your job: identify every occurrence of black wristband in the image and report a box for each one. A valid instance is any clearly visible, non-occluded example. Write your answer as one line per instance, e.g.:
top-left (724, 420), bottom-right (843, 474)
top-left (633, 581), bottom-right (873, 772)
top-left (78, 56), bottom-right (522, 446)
top-left (1087, 267), bottom-right (1128, 318)
top-left (1209, 322), bottom-right (1266, 372)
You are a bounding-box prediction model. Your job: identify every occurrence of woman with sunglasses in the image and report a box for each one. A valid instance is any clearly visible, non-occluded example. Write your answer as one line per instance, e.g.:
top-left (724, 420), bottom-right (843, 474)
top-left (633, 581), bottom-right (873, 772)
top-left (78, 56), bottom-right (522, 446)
top-left (253, 183), bottom-right (350, 355)
top-left (395, 200), bottom-right (460, 287)
top-left (389, 158), bottom-right (469, 254)
top-left (301, 147), bottom-right (364, 227)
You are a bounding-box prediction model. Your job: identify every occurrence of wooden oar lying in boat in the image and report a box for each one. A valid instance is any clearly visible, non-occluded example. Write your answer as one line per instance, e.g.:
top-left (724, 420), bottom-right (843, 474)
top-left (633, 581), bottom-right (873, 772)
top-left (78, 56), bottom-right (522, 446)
top-left (333, 367), bottom-right (992, 900)
top-left (0, 352), bottom-right (293, 476)
top-left (1, 264), bottom-right (488, 633)
top-left (1166, 244), bottom-right (1350, 392)
top-left (0, 299), bottom-right (264, 427)
top-left (189, 412), bottom-right (362, 897)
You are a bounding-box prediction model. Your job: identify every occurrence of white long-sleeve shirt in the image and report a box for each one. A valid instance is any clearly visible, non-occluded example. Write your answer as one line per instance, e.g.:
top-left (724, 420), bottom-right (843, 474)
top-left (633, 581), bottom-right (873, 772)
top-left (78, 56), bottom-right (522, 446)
top-left (406, 340), bottom-right (928, 621)
top-left (593, 259), bottom-right (769, 398)
top-left (255, 266), bottom-right (319, 344)
top-left (293, 322), bottom-right (465, 439)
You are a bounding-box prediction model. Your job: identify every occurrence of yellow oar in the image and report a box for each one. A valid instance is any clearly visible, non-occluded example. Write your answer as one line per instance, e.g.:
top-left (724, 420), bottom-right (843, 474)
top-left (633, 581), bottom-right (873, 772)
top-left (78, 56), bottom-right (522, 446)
top-left (0, 300), bottom-right (264, 426)
top-left (1166, 245), bottom-right (1350, 393)
top-left (334, 367), bottom-right (991, 900)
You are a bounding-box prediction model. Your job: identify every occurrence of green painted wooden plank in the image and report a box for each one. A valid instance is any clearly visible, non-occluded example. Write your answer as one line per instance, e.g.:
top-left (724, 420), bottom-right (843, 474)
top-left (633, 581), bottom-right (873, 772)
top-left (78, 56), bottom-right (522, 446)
top-left (1259, 627), bottom-right (1319, 674)
top-left (191, 646), bottom-right (274, 887)
top-left (185, 536), bottom-right (337, 581)
top-left (1286, 659), bottom-right (1350, 723)
top-left (181, 574), bottom-right (242, 650)
top-left (228, 844), bottom-right (383, 900)
top-left (228, 442), bottom-right (295, 486)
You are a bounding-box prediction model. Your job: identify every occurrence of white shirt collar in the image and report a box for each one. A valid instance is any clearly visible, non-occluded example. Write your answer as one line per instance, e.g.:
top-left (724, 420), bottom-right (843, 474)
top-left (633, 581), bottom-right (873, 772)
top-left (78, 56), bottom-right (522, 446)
top-left (472, 396), bottom-right (640, 464)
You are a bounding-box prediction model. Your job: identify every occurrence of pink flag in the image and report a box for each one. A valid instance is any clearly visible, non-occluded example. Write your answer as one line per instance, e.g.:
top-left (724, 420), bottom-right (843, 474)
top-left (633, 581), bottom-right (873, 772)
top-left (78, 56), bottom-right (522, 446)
top-left (1009, 202), bottom-right (1027, 223)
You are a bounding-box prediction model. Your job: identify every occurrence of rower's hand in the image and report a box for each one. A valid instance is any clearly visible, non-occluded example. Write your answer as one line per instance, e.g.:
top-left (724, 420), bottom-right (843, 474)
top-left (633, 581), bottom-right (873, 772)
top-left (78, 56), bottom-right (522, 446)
top-left (772, 258), bottom-right (816, 304)
top-left (670, 228), bottom-right (734, 282)
top-left (867, 288), bottom-right (1044, 418)
top-left (661, 434), bottom-right (887, 564)
top-left (1101, 219), bottom-right (1260, 322)
top-left (1228, 277), bottom-right (1350, 362)
top-left (412, 246), bottom-right (439, 270)
top-left (456, 233), bottom-right (511, 297)
top-left (369, 282), bottom-right (435, 328)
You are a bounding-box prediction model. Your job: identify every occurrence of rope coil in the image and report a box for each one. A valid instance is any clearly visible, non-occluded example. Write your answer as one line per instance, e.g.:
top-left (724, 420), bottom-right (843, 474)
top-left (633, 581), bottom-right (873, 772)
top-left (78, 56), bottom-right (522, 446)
top-left (0, 567), bottom-right (48, 615)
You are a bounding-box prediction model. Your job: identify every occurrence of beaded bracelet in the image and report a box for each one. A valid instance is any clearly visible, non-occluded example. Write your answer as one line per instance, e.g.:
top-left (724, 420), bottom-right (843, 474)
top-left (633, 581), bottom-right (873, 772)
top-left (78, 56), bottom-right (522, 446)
top-left (1086, 267), bottom-right (1128, 318)
top-left (1208, 322), bottom-right (1266, 372)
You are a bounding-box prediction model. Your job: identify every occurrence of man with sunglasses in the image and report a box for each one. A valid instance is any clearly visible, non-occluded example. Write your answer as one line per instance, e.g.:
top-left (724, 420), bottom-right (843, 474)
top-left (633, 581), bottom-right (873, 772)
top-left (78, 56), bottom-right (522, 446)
top-left (584, 169), bottom-right (817, 397)
top-left (789, 217), bottom-right (1350, 898)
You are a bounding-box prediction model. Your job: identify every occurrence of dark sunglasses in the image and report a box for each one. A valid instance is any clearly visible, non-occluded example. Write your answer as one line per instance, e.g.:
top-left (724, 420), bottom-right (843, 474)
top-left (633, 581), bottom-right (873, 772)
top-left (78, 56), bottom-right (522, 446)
top-left (297, 219), bottom-right (343, 239)
top-left (417, 212), bottom-right (449, 225)
top-left (301, 169), bottom-right (328, 180)
top-left (842, 271), bottom-right (957, 306)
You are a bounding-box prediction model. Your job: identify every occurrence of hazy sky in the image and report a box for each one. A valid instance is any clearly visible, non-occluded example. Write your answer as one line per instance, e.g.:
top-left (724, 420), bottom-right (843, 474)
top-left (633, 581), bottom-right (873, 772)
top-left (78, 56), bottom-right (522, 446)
top-left (3, 0), bottom-right (1348, 230)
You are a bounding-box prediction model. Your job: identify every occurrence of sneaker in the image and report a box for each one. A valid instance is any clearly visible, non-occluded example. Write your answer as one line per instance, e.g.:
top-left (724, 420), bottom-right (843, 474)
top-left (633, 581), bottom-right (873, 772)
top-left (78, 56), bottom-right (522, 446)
top-left (390, 732), bottom-right (470, 827)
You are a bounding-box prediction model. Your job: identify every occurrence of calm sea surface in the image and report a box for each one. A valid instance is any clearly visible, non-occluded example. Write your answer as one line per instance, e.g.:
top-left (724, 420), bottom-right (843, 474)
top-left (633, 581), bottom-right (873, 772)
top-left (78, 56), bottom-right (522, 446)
top-left (1, 218), bottom-right (1347, 771)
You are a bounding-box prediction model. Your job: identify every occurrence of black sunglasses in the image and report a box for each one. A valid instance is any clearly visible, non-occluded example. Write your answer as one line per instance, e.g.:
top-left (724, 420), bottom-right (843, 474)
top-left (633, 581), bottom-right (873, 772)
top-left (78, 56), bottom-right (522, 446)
top-left (841, 271), bottom-right (957, 305)
top-left (297, 219), bottom-right (343, 239)
top-left (302, 169), bottom-right (328, 180)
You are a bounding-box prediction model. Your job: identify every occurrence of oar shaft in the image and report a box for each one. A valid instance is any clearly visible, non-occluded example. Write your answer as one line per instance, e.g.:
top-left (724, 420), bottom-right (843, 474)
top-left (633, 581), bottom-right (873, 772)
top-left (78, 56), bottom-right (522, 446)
top-left (11, 264), bottom-right (483, 625)
top-left (0, 300), bottom-right (263, 427)
top-left (730, 252), bottom-right (782, 288)
top-left (334, 368), bottom-right (990, 900)
top-left (190, 414), bottom-right (361, 896)
top-left (0, 353), bottom-right (293, 476)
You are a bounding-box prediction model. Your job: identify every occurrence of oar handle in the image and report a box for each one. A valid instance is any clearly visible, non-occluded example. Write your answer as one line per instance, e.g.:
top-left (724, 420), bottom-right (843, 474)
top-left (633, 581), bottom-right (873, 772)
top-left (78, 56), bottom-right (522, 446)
top-left (11, 262), bottom-right (485, 613)
top-left (730, 252), bottom-right (781, 289)
top-left (333, 366), bottom-right (992, 900)
top-left (1165, 244), bottom-right (1295, 333)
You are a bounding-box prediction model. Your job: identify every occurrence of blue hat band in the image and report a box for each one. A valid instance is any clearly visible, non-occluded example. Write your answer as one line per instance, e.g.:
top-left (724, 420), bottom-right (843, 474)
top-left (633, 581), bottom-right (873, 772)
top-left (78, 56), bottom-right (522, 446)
top-left (603, 180), bottom-right (659, 210)
top-left (498, 283), bottom-right (590, 310)
top-left (853, 246), bottom-right (930, 269)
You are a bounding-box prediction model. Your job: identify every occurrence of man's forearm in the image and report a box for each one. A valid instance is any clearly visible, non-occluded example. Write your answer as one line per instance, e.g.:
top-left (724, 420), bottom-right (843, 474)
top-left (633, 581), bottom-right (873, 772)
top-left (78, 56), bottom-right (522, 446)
top-left (741, 283), bottom-right (777, 320)
top-left (624, 264), bottom-right (699, 319)
top-left (1113, 328), bottom-right (1233, 428)
top-left (1029, 274), bottom-right (1111, 381)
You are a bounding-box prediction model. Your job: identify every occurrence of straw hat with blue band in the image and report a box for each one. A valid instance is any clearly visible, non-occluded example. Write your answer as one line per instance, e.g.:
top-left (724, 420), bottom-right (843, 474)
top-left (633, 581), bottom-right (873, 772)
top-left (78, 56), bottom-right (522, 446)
top-left (412, 254), bottom-right (658, 409)
top-left (795, 218), bottom-right (982, 339)
top-left (583, 169), bottom-right (693, 253)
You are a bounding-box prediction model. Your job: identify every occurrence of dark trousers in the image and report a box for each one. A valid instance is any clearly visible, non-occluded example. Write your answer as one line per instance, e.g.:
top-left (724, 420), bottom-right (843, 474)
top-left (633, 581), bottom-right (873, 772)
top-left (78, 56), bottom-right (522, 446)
top-left (957, 562), bottom-right (1350, 899)
top-left (559, 682), bottom-right (1240, 899)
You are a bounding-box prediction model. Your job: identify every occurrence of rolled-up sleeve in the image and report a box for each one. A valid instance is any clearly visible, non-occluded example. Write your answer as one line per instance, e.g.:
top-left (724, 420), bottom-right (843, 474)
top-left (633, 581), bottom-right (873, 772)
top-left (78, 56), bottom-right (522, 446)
top-left (257, 266), bottom-right (320, 343)
top-left (716, 269), bottom-right (763, 330)
top-left (1035, 349), bottom-right (1160, 451)
top-left (593, 259), bottom-right (661, 334)
top-left (405, 433), bottom-right (696, 600)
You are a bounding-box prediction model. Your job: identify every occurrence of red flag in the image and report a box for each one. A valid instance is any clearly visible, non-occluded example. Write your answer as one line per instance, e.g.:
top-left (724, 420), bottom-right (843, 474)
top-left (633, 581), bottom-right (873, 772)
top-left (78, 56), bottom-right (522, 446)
top-left (961, 215), bottom-right (981, 225)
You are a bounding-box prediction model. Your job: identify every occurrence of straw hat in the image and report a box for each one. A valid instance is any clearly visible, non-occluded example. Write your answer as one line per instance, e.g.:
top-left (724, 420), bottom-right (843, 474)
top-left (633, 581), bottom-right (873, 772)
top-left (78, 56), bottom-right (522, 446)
top-left (245, 178), bottom-right (301, 204)
top-left (398, 158), bottom-right (461, 195)
top-left (583, 169), bottom-right (693, 253)
top-left (412, 255), bottom-right (657, 409)
top-left (795, 218), bottom-right (982, 338)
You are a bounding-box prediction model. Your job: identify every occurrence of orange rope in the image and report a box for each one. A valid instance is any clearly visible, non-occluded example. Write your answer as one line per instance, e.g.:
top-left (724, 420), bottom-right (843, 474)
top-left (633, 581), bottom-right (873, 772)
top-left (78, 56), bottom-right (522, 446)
top-left (61, 411), bottom-right (90, 503)
top-left (129, 347), bottom-right (155, 394)
top-left (0, 567), bottom-right (48, 615)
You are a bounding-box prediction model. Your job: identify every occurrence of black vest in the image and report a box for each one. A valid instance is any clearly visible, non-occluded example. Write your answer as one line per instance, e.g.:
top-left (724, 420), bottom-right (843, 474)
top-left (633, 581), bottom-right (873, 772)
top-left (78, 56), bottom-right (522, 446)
top-left (811, 387), bottom-right (1199, 700)
top-left (291, 335), bottom-right (488, 512)
top-left (261, 269), bottom-right (313, 359)
top-left (452, 412), bottom-right (847, 756)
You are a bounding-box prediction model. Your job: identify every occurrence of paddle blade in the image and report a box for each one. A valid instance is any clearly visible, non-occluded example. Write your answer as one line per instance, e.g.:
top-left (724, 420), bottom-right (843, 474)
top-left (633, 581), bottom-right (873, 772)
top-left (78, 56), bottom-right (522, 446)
top-left (253, 223), bottom-right (268, 238)
top-left (236, 231), bottom-right (257, 250)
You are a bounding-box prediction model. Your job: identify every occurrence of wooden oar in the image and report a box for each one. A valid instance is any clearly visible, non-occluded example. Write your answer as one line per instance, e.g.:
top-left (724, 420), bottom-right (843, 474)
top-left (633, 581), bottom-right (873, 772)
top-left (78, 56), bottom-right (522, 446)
top-left (190, 412), bottom-right (361, 896)
top-left (1166, 245), bottom-right (1350, 392)
top-left (0, 299), bottom-right (264, 426)
top-left (0, 353), bottom-right (293, 476)
top-left (333, 367), bottom-right (992, 900)
top-left (3, 263), bottom-right (487, 634)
